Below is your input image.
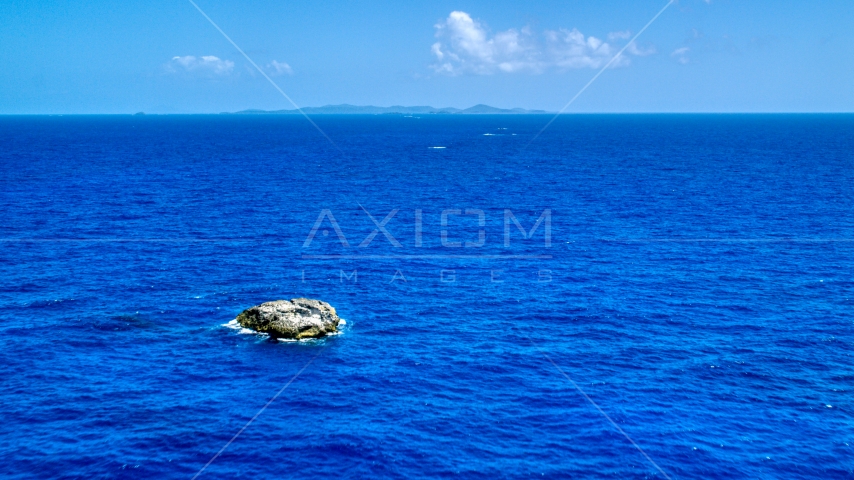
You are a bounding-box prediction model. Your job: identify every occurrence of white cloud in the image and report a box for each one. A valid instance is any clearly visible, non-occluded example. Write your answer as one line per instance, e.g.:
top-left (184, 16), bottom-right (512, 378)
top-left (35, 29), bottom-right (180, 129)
top-left (267, 60), bottom-right (294, 76)
top-left (608, 30), bottom-right (632, 41)
top-left (671, 47), bottom-right (690, 64)
top-left (627, 41), bottom-right (656, 57)
top-left (431, 11), bottom-right (539, 74)
top-left (544, 27), bottom-right (619, 69)
top-left (169, 55), bottom-right (234, 75)
top-left (431, 11), bottom-right (655, 75)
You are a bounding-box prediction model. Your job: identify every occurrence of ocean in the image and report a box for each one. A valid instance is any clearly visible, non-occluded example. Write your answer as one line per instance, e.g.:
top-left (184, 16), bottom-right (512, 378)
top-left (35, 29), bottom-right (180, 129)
top-left (1, 114), bottom-right (852, 479)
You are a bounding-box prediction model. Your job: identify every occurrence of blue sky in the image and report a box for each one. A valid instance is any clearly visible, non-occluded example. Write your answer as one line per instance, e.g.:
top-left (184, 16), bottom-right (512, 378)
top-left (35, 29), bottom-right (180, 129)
top-left (1, 0), bottom-right (852, 113)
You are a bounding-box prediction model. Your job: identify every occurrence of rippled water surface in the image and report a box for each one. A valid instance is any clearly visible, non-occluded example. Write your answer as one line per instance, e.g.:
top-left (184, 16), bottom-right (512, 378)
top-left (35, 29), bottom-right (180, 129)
top-left (1, 114), bottom-right (853, 479)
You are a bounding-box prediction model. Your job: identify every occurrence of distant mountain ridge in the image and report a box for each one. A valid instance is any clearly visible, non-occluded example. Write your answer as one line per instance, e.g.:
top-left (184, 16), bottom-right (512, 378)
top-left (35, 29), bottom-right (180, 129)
top-left (227, 104), bottom-right (549, 115)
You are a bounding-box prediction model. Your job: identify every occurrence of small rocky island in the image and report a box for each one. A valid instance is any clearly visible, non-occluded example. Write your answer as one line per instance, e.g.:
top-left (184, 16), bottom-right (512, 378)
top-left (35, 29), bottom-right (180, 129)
top-left (235, 298), bottom-right (341, 339)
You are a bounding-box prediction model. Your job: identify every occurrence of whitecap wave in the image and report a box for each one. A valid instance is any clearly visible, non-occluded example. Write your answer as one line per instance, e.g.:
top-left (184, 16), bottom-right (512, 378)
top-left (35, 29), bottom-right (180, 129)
top-left (278, 331), bottom-right (341, 343)
top-left (222, 319), bottom-right (259, 335)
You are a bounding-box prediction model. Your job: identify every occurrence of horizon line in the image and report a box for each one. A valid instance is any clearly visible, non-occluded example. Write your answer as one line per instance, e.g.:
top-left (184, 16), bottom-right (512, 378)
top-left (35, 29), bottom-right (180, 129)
top-left (2, 111), bottom-right (854, 116)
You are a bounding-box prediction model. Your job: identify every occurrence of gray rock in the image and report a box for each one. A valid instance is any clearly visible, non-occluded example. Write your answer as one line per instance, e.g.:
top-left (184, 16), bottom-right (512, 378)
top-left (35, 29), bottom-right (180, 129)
top-left (235, 298), bottom-right (341, 339)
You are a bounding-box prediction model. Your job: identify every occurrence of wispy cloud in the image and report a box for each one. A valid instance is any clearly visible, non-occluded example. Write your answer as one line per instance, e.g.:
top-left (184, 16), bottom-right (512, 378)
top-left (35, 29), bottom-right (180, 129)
top-left (608, 30), bottom-right (632, 41)
top-left (267, 60), bottom-right (294, 76)
top-left (671, 46), bottom-right (690, 64)
top-left (168, 55), bottom-right (234, 75)
top-left (430, 11), bottom-right (655, 75)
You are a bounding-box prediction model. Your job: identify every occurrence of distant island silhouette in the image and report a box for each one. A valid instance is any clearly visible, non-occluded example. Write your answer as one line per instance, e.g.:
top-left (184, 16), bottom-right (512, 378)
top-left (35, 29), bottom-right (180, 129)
top-left (226, 104), bottom-right (550, 115)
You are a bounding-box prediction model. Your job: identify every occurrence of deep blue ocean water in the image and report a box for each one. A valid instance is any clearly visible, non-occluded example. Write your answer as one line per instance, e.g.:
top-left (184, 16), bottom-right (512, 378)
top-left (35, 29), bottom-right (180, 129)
top-left (1, 114), bottom-right (853, 479)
